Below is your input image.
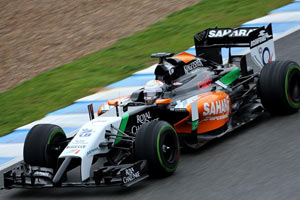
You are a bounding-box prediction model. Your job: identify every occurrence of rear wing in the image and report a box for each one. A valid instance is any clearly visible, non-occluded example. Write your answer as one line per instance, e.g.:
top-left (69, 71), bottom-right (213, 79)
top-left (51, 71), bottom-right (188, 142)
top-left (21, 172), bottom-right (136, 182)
top-left (194, 24), bottom-right (275, 68)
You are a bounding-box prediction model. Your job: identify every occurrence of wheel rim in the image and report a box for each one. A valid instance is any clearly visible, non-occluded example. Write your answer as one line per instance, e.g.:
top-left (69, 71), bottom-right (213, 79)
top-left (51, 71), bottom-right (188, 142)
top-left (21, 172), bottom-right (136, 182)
top-left (287, 68), bottom-right (300, 104)
top-left (46, 132), bottom-right (66, 166)
top-left (161, 131), bottom-right (177, 164)
top-left (292, 81), bottom-right (300, 101)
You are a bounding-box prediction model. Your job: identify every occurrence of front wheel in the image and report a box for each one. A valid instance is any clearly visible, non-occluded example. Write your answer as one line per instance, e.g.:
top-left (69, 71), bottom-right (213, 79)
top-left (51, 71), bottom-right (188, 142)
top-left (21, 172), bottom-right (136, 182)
top-left (259, 60), bottom-right (300, 114)
top-left (135, 120), bottom-right (180, 177)
top-left (23, 124), bottom-right (66, 168)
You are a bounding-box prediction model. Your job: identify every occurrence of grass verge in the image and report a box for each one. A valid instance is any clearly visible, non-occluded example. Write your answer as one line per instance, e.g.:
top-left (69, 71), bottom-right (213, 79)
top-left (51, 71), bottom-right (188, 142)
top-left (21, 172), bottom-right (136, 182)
top-left (0, 0), bottom-right (293, 136)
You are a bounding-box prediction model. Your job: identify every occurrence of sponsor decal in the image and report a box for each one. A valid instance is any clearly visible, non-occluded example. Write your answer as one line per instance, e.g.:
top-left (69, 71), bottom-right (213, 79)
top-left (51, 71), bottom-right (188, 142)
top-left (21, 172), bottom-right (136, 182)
top-left (86, 147), bottom-right (99, 156)
top-left (79, 128), bottom-right (94, 137)
top-left (72, 139), bottom-right (88, 145)
top-left (184, 58), bottom-right (203, 74)
top-left (33, 171), bottom-right (53, 179)
top-left (173, 81), bottom-right (183, 86)
top-left (122, 167), bottom-right (141, 184)
top-left (66, 145), bottom-right (86, 149)
top-left (66, 149), bottom-right (80, 154)
top-left (198, 75), bottom-right (212, 90)
top-left (261, 47), bottom-right (273, 65)
top-left (131, 118), bottom-right (159, 134)
top-left (203, 96), bottom-right (230, 119)
top-left (136, 112), bottom-right (152, 124)
top-left (79, 132), bottom-right (91, 137)
top-left (250, 30), bottom-right (272, 47)
top-left (208, 28), bottom-right (256, 38)
top-left (82, 128), bottom-right (93, 132)
top-left (164, 62), bottom-right (175, 75)
top-left (131, 111), bottom-right (159, 134)
top-left (131, 126), bottom-right (140, 134)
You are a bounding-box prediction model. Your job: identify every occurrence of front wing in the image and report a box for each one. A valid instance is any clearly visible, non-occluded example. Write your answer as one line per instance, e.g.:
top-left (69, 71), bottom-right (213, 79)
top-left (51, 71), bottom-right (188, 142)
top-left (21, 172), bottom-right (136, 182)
top-left (2, 160), bottom-right (148, 189)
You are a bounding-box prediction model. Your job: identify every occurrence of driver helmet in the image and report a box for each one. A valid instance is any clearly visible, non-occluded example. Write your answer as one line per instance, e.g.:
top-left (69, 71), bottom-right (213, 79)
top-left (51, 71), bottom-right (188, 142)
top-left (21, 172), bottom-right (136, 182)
top-left (144, 80), bottom-right (164, 104)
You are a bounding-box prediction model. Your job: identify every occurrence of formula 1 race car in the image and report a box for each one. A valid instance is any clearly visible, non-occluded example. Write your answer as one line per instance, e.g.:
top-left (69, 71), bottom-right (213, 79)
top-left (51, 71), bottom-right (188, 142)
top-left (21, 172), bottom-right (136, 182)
top-left (2, 24), bottom-right (300, 189)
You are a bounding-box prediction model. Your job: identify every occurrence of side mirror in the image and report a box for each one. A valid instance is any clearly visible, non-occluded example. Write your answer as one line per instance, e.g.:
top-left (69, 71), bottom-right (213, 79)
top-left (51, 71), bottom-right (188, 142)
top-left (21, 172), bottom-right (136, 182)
top-left (87, 104), bottom-right (95, 120)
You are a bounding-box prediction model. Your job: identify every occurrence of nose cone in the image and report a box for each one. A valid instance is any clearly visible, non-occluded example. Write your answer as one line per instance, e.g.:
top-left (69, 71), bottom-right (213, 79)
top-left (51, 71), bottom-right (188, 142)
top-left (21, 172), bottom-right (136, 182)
top-left (59, 116), bottom-right (122, 181)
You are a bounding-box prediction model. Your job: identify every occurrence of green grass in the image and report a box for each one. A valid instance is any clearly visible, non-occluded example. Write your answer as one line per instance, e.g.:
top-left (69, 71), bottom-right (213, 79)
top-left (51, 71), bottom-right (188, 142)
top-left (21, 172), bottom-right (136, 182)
top-left (0, 0), bottom-right (293, 136)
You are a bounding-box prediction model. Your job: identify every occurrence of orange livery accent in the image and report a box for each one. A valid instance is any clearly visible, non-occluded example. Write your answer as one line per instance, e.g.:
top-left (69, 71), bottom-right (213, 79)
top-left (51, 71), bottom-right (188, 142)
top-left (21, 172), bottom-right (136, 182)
top-left (156, 98), bottom-right (171, 104)
top-left (107, 95), bottom-right (130, 106)
top-left (108, 100), bottom-right (118, 106)
top-left (174, 91), bottom-right (231, 134)
top-left (172, 52), bottom-right (196, 63)
top-left (97, 95), bottom-right (130, 116)
top-left (97, 104), bottom-right (104, 116)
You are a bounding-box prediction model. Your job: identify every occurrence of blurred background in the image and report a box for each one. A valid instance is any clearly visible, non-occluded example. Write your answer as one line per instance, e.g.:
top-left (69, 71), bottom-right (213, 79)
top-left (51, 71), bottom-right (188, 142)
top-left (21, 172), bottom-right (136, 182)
top-left (0, 0), bottom-right (200, 93)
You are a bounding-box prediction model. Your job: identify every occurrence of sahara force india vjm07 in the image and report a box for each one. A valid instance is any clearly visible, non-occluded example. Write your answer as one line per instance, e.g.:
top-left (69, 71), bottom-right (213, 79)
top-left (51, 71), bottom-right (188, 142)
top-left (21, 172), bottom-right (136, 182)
top-left (2, 24), bottom-right (300, 189)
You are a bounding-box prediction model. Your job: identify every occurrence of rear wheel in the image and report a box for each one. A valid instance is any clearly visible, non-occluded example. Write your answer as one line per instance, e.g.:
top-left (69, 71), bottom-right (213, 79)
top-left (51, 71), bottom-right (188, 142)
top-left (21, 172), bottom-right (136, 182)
top-left (135, 120), bottom-right (180, 177)
top-left (23, 124), bottom-right (66, 168)
top-left (259, 60), bottom-right (300, 114)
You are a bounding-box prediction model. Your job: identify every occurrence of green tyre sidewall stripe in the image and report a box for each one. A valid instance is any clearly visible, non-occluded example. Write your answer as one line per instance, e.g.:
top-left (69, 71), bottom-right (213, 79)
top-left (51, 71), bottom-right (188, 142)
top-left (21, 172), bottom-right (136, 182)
top-left (47, 128), bottom-right (64, 144)
top-left (156, 125), bottom-right (178, 173)
top-left (284, 65), bottom-right (300, 109)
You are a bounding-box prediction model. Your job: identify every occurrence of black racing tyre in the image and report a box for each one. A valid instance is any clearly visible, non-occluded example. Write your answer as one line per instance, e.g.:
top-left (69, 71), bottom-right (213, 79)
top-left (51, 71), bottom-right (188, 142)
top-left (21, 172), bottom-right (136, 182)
top-left (23, 124), bottom-right (66, 168)
top-left (259, 60), bottom-right (300, 114)
top-left (135, 120), bottom-right (180, 177)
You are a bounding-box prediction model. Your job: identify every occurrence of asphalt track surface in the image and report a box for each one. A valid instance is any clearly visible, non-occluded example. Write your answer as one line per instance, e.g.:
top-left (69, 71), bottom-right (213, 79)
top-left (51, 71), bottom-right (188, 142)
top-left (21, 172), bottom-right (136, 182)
top-left (1, 30), bottom-right (300, 200)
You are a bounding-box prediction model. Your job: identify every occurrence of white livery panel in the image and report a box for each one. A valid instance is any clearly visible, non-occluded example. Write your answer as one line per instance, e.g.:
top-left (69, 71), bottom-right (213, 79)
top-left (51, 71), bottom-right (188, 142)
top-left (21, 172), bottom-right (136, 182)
top-left (59, 116), bottom-right (122, 181)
